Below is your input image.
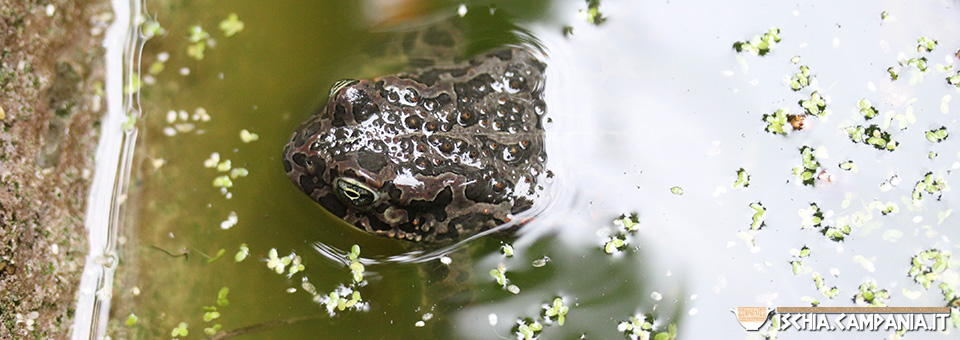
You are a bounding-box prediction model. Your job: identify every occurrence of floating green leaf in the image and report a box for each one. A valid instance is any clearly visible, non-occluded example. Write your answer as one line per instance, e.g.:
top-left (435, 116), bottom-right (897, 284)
top-left (234, 243), bottom-right (249, 262)
top-left (917, 37), bottom-right (938, 52)
top-left (857, 99), bottom-right (878, 120)
top-left (733, 168), bottom-right (750, 188)
top-left (733, 28), bottom-right (781, 56)
top-left (749, 202), bottom-right (766, 230)
top-left (219, 13), bottom-right (245, 37)
top-left (789, 65), bottom-right (811, 91)
top-left (206, 248), bottom-right (226, 264)
top-left (171, 322), bottom-right (189, 337)
top-left (799, 91), bottom-right (827, 117)
top-left (845, 124), bottom-right (898, 151)
top-left (762, 108), bottom-right (790, 135)
top-left (925, 126), bottom-right (948, 143)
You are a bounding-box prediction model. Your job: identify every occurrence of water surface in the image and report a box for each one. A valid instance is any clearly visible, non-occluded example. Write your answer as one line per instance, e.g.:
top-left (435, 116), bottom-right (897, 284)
top-left (112, 1), bottom-right (960, 339)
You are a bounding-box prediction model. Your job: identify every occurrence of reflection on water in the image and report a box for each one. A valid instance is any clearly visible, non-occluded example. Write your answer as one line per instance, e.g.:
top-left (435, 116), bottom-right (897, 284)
top-left (112, 0), bottom-right (960, 339)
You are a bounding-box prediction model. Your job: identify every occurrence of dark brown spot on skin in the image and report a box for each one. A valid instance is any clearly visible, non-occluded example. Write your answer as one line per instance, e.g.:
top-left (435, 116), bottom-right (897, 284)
top-left (299, 174), bottom-right (324, 194)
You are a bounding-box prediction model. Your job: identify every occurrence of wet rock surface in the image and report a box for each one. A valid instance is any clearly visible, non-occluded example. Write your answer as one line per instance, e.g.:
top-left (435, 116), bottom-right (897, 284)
top-left (0, 0), bottom-right (110, 338)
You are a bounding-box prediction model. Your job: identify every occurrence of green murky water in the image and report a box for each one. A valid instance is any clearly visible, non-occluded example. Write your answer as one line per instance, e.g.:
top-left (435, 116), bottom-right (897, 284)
top-left (112, 0), bottom-right (960, 339)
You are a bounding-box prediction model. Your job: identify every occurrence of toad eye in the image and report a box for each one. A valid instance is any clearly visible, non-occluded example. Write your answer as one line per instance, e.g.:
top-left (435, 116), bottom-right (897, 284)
top-left (334, 177), bottom-right (378, 208)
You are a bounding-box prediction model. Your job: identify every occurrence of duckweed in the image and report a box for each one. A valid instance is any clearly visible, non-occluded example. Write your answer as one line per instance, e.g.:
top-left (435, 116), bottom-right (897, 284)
top-left (581, 0), bottom-right (606, 25)
top-left (219, 211), bottom-right (237, 230)
top-left (490, 263), bottom-right (508, 286)
top-left (229, 168), bottom-right (248, 179)
top-left (798, 203), bottom-right (823, 229)
top-left (793, 146), bottom-right (822, 186)
top-left (124, 313), bottom-right (138, 326)
top-left (543, 297), bottom-right (569, 326)
top-left (219, 13), bottom-right (244, 37)
top-left (911, 172), bottom-right (947, 205)
top-left (838, 160), bottom-right (857, 172)
top-left (908, 249), bottom-right (949, 289)
top-left (501, 243), bottom-right (515, 257)
top-left (733, 168), bottom-right (750, 188)
top-left (617, 314), bottom-right (678, 340)
top-left (206, 248), bottom-right (226, 263)
top-left (669, 186), bottom-right (683, 195)
top-left (887, 66), bottom-right (900, 80)
top-left (141, 19), bottom-right (165, 39)
top-left (171, 322), bottom-right (188, 337)
top-left (202, 309), bottom-right (220, 322)
top-left (947, 71), bottom-right (960, 87)
top-left (239, 129), bottom-right (259, 143)
top-left (217, 287), bottom-right (229, 306)
top-left (857, 99), bottom-right (878, 120)
top-left (821, 223), bottom-right (850, 242)
top-left (203, 324), bottom-right (222, 336)
top-left (187, 25), bottom-right (209, 60)
top-left (234, 243), bottom-right (248, 262)
top-left (762, 108), bottom-right (790, 135)
top-left (604, 235), bottom-right (627, 254)
top-left (514, 319), bottom-right (543, 340)
top-left (853, 280), bottom-right (889, 307)
top-left (748, 202), bottom-right (766, 230)
top-left (812, 272), bottom-right (839, 298)
top-left (789, 65), bottom-right (812, 91)
top-left (903, 57), bottom-right (929, 72)
top-left (845, 124), bottom-right (899, 151)
top-left (733, 28), bottom-right (781, 56)
top-left (925, 126), bottom-right (948, 143)
top-left (791, 261), bottom-right (804, 275)
top-left (917, 37), bottom-right (938, 52)
top-left (348, 245), bottom-right (363, 283)
top-left (799, 91), bottom-right (827, 117)
top-left (615, 212), bottom-right (641, 232)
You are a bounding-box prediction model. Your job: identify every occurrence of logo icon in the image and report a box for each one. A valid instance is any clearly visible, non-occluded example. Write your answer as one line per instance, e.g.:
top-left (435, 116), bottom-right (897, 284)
top-left (731, 307), bottom-right (772, 331)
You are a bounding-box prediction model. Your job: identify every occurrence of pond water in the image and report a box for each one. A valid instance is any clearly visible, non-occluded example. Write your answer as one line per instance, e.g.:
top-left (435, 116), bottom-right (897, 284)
top-left (107, 0), bottom-right (960, 339)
